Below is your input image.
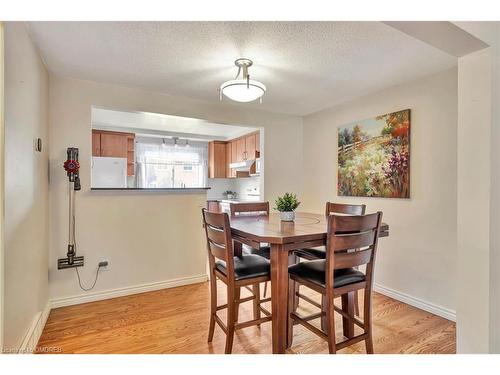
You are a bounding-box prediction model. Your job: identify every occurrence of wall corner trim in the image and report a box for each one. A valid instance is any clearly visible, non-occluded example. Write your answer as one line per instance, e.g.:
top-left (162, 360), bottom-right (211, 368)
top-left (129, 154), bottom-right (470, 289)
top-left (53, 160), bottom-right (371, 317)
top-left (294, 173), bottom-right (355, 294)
top-left (17, 301), bottom-right (51, 354)
top-left (50, 274), bottom-right (209, 309)
top-left (374, 283), bottom-right (456, 322)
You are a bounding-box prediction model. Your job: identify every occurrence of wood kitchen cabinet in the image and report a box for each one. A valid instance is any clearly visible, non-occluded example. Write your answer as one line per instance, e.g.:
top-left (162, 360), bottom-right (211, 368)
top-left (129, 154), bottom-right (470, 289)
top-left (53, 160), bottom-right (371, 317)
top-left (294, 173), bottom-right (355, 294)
top-left (231, 139), bottom-right (238, 163)
top-left (92, 132), bottom-right (101, 156)
top-left (206, 200), bottom-right (221, 213)
top-left (100, 133), bottom-right (128, 157)
top-left (236, 138), bottom-right (246, 162)
top-left (92, 130), bottom-right (135, 176)
top-left (232, 131), bottom-right (259, 162)
top-left (226, 141), bottom-right (236, 178)
top-left (208, 130), bottom-right (260, 179)
top-left (245, 133), bottom-right (256, 160)
top-left (208, 141), bottom-right (227, 178)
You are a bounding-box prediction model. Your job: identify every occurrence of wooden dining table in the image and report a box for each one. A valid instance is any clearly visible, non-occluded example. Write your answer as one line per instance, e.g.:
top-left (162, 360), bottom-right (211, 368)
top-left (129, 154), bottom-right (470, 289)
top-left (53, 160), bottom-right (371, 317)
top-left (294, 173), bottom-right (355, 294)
top-left (229, 211), bottom-right (389, 354)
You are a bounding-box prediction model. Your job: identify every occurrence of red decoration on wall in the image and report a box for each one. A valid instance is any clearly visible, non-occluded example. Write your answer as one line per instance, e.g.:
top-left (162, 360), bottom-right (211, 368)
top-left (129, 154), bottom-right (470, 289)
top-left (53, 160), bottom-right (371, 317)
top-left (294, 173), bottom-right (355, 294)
top-left (63, 159), bottom-right (80, 174)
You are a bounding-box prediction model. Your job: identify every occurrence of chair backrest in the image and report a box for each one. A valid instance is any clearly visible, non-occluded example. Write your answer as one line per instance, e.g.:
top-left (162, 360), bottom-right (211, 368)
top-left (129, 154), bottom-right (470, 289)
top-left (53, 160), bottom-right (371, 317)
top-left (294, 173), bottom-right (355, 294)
top-left (230, 202), bottom-right (270, 218)
top-left (325, 202), bottom-right (366, 216)
top-left (202, 209), bottom-right (235, 276)
top-left (325, 212), bottom-right (383, 290)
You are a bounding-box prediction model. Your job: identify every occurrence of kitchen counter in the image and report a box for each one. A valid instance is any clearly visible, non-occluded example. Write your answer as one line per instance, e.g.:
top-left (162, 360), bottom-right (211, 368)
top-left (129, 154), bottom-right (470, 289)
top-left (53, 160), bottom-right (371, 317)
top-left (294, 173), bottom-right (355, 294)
top-left (207, 197), bottom-right (265, 214)
top-left (207, 197), bottom-right (263, 203)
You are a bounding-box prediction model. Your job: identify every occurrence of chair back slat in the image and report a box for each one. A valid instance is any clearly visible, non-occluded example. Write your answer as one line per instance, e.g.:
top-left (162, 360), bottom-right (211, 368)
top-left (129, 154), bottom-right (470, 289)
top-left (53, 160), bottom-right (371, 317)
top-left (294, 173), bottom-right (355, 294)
top-left (330, 213), bottom-right (380, 233)
top-left (202, 209), bottom-right (233, 266)
top-left (206, 224), bottom-right (226, 246)
top-left (204, 209), bottom-right (227, 227)
top-left (326, 202), bottom-right (366, 216)
top-left (208, 240), bottom-right (228, 262)
top-left (334, 248), bottom-right (373, 269)
top-left (325, 212), bottom-right (383, 290)
top-left (230, 202), bottom-right (269, 217)
top-left (332, 230), bottom-right (376, 252)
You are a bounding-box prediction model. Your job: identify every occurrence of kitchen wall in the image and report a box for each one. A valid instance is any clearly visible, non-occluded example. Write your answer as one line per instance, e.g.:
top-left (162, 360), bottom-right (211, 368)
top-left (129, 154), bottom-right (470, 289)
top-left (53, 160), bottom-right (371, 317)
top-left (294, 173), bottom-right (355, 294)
top-left (207, 177), bottom-right (261, 201)
top-left (4, 23), bottom-right (50, 350)
top-left (49, 75), bottom-right (303, 303)
top-left (234, 176), bottom-right (261, 200)
top-left (302, 68), bottom-right (458, 318)
top-left (206, 178), bottom-right (236, 199)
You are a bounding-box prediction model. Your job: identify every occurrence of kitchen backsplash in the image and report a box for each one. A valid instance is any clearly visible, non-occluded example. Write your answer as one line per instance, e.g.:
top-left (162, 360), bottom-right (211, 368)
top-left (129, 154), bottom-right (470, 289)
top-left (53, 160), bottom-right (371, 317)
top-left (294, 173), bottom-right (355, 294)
top-left (207, 176), bottom-right (261, 200)
top-left (207, 178), bottom-right (236, 199)
top-left (234, 176), bottom-right (261, 199)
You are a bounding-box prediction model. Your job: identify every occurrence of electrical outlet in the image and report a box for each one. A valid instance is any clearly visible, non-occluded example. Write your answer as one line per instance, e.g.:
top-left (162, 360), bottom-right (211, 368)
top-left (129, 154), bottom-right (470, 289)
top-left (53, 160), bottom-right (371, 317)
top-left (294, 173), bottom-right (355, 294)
top-left (99, 260), bottom-right (110, 271)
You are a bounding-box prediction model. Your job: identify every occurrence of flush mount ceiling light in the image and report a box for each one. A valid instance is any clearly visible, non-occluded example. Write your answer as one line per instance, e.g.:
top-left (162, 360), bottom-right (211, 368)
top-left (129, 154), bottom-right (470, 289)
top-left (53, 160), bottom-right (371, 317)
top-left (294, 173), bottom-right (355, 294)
top-left (220, 58), bottom-right (266, 103)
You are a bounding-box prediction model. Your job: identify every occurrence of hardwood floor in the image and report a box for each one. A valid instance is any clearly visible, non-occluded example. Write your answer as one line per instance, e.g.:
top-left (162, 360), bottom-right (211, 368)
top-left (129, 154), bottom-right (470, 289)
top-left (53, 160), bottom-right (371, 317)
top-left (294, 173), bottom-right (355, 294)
top-left (37, 281), bottom-right (455, 354)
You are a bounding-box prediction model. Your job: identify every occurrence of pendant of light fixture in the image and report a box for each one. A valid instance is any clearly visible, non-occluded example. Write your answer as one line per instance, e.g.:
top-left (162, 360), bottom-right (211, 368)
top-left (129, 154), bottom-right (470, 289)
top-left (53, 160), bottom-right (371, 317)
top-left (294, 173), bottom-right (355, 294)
top-left (162, 137), bottom-right (189, 148)
top-left (220, 58), bottom-right (266, 103)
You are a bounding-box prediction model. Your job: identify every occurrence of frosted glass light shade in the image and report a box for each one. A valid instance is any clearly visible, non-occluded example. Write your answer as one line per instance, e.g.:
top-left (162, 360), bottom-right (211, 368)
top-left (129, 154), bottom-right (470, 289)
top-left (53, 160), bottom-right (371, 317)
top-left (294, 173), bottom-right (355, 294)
top-left (220, 79), bottom-right (266, 102)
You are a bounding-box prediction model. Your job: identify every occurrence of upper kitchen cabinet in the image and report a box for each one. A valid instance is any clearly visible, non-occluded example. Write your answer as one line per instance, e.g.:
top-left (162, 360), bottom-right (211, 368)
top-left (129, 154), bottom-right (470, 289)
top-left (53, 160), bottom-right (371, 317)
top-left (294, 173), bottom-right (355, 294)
top-left (245, 133), bottom-right (256, 160)
top-left (92, 130), bottom-right (135, 175)
top-left (232, 131), bottom-right (260, 162)
top-left (236, 137), bottom-right (246, 162)
top-left (226, 141), bottom-right (236, 178)
top-left (208, 130), bottom-right (260, 179)
top-left (208, 140), bottom-right (227, 178)
top-left (92, 131), bottom-right (101, 156)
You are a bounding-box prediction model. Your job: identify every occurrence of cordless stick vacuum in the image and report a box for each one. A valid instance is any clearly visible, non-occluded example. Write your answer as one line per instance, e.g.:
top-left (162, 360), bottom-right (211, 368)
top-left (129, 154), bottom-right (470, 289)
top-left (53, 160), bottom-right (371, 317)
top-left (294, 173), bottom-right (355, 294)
top-left (57, 147), bottom-right (85, 269)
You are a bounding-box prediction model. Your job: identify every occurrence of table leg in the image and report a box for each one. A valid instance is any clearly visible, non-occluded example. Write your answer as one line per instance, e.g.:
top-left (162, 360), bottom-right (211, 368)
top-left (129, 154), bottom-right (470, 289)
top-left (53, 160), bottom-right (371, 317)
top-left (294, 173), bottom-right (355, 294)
top-left (270, 243), bottom-right (289, 354)
top-left (341, 291), bottom-right (355, 338)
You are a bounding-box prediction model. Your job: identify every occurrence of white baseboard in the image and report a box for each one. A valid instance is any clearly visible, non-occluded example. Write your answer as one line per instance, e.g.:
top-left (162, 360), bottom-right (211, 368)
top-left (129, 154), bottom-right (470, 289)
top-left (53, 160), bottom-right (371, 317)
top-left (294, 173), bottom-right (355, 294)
top-left (17, 301), bottom-right (51, 354)
top-left (374, 283), bottom-right (456, 322)
top-left (50, 274), bottom-right (208, 309)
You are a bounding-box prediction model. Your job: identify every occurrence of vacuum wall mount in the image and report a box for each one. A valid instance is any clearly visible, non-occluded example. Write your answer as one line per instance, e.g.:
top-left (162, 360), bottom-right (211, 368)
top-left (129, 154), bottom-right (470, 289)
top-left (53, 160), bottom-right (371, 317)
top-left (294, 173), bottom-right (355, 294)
top-left (58, 147), bottom-right (84, 270)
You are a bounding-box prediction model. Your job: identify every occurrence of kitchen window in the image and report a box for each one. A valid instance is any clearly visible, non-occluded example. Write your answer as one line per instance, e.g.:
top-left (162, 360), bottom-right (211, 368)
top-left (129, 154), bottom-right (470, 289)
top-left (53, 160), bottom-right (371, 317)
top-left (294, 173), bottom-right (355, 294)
top-left (135, 137), bottom-right (208, 188)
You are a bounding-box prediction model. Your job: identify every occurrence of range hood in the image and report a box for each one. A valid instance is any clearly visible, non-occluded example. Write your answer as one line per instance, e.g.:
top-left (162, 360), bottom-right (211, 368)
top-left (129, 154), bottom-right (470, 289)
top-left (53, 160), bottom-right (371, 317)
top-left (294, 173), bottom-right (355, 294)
top-left (229, 159), bottom-right (255, 171)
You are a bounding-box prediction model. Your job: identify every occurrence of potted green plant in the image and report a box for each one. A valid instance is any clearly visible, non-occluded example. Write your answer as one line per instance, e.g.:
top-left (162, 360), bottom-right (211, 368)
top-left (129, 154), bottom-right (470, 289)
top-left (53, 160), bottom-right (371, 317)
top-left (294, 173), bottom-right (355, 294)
top-left (275, 193), bottom-right (300, 221)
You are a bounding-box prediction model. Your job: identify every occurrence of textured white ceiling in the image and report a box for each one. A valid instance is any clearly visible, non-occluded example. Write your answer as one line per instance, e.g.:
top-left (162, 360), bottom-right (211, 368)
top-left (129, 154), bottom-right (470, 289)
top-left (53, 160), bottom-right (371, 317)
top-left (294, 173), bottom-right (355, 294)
top-left (27, 21), bottom-right (457, 116)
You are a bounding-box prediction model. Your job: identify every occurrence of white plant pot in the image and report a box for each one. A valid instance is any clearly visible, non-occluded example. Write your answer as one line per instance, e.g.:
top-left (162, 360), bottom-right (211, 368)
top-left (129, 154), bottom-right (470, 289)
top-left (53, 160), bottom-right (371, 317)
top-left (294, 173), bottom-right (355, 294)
top-left (280, 211), bottom-right (295, 222)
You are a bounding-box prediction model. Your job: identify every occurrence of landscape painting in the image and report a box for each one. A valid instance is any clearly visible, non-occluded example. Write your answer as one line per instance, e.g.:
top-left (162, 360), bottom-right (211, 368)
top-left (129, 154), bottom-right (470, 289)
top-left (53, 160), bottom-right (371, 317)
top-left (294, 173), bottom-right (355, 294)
top-left (337, 109), bottom-right (410, 198)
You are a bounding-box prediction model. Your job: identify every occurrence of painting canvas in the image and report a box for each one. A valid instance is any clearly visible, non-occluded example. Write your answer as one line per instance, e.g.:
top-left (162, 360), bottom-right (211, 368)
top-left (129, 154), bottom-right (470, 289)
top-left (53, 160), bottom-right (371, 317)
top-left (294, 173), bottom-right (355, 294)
top-left (337, 109), bottom-right (410, 198)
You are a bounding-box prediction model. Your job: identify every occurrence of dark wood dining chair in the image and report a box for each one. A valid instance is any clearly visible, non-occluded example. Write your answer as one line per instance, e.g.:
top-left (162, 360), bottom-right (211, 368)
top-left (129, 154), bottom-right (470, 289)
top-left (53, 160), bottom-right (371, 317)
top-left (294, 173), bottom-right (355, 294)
top-left (202, 209), bottom-right (272, 354)
top-left (230, 201), bottom-right (270, 218)
top-left (294, 202), bottom-right (366, 322)
top-left (230, 202), bottom-right (273, 296)
top-left (295, 202), bottom-right (366, 260)
top-left (287, 211), bottom-right (383, 353)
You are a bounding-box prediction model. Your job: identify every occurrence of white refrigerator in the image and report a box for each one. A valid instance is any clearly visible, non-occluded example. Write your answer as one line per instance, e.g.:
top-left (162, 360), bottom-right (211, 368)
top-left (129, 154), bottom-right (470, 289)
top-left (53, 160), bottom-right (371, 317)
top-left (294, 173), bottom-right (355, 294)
top-left (91, 157), bottom-right (128, 188)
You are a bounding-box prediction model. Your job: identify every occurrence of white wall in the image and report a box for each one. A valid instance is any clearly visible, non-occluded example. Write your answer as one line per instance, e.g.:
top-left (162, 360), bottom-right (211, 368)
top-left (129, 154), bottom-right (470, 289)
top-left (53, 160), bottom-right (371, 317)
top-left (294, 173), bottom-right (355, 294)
top-left (488, 29), bottom-right (500, 355)
top-left (457, 48), bottom-right (492, 353)
top-left (302, 68), bottom-right (458, 318)
top-left (4, 23), bottom-right (49, 349)
top-left (234, 176), bottom-right (261, 199)
top-left (207, 178), bottom-right (235, 199)
top-left (0, 21), bottom-right (5, 351)
top-left (49, 76), bottom-right (303, 302)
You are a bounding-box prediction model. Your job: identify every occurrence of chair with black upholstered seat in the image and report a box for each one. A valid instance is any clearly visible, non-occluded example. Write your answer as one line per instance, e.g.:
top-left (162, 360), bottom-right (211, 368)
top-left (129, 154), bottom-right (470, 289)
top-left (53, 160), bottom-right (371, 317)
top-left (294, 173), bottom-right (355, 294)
top-left (202, 209), bottom-right (272, 354)
top-left (294, 202), bottom-right (366, 260)
top-left (287, 211), bottom-right (383, 354)
top-left (230, 202), bottom-right (273, 295)
top-left (230, 202), bottom-right (271, 257)
top-left (294, 202), bottom-right (366, 321)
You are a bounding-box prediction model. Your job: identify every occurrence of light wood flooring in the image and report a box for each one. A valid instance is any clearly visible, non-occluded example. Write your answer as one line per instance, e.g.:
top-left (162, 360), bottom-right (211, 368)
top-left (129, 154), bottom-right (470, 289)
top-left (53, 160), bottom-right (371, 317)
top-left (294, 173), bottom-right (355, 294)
top-left (37, 281), bottom-right (455, 354)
